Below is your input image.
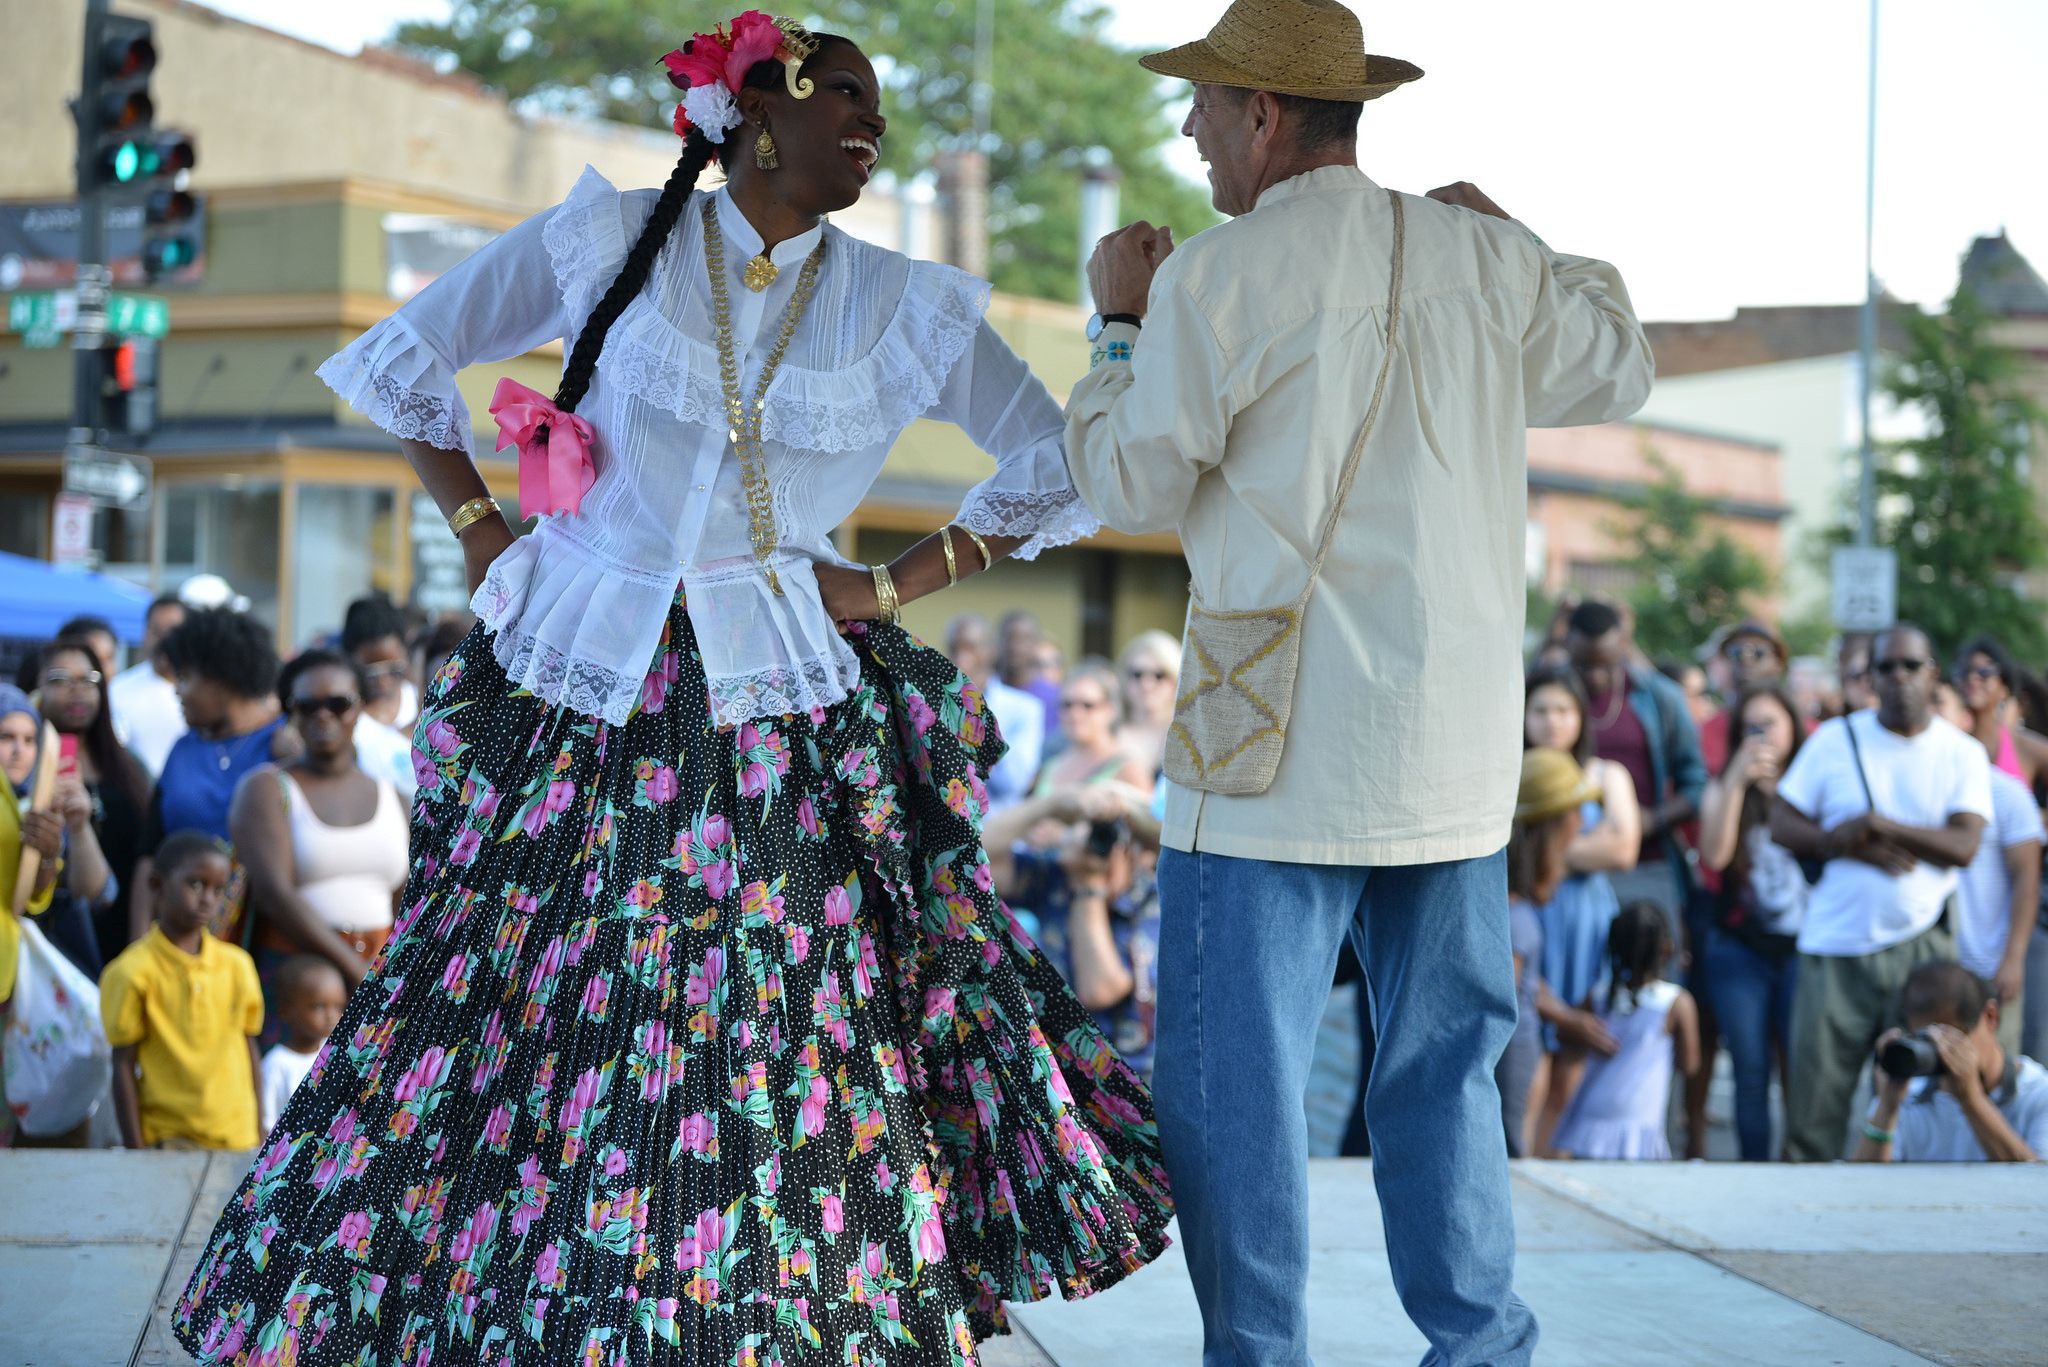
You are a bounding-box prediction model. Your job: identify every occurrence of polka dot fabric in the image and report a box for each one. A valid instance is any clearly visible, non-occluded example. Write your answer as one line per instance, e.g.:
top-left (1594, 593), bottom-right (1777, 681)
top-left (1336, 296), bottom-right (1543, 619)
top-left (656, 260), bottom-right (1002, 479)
top-left (173, 591), bottom-right (1172, 1366)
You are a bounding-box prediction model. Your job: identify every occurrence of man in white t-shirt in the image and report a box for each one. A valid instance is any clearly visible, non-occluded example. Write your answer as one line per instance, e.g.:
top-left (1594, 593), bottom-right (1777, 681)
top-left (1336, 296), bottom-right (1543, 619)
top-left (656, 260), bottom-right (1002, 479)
top-left (1772, 624), bottom-right (1993, 1161)
top-left (1854, 961), bottom-right (2047, 1162)
top-left (944, 614), bottom-right (1045, 812)
top-left (107, 595), bottom-right (188, 779)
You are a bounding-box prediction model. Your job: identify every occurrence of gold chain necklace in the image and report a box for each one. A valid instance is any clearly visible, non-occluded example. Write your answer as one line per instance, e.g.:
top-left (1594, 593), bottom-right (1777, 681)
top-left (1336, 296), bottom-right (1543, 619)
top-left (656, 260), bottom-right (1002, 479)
top-left (702, 196), bottom-right (826, 596)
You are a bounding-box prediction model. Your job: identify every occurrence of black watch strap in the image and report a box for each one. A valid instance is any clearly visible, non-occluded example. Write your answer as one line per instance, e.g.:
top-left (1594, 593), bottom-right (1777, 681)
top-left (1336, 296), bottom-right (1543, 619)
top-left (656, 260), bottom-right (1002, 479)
top-left (1100, 313), bottom-right (1143, 328)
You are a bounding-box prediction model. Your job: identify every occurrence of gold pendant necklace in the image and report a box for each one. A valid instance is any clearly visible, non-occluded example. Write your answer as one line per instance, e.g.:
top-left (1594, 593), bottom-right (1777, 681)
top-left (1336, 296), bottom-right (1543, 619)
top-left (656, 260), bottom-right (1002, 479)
top-left (742, 255), bottom-right (778, 292)
top-left (703, 196), bottom-right (826, 596)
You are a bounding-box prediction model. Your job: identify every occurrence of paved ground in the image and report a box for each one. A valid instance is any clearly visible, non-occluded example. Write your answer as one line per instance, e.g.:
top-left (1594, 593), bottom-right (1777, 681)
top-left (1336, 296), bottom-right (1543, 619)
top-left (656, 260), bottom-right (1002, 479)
top-left (4, 990), bottom-right (2037, 1366)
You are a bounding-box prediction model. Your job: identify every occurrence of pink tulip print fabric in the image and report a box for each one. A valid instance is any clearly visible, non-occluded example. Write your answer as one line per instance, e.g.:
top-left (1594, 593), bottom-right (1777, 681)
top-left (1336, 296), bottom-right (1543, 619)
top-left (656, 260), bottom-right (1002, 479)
top-left (173, 589), bottom-right (1172, 1366)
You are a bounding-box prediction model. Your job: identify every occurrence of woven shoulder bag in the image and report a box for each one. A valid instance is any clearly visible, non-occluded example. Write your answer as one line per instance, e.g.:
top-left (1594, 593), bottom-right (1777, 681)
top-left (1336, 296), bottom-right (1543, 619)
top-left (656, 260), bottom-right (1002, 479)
top-left (1164, 189), bottom-right (1405, 796)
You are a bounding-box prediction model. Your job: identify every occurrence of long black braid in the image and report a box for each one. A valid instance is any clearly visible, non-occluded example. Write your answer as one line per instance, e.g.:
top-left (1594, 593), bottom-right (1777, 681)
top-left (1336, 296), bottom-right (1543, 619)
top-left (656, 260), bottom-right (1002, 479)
top-left (1603, 901), bottom-right (1672, 1014)
top-left (549, 35), bottom-right (856, 421)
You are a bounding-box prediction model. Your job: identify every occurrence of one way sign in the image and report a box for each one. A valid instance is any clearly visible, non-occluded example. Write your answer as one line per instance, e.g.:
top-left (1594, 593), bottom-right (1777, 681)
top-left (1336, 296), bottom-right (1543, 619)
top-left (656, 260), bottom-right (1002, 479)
top-left (63, 445), bottom-right (153, 512)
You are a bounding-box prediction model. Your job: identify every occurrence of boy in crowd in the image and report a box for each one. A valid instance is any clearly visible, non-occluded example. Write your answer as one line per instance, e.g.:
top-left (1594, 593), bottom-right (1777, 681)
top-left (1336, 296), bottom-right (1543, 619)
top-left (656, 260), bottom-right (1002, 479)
top-left (259, 955), bottom-right (348, 1134)
top-left (99, 832), bottom-right (264, 1150)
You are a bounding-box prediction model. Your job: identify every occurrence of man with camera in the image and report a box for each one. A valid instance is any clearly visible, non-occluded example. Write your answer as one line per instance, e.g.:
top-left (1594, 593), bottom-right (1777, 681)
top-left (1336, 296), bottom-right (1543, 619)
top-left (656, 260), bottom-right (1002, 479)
top-left (1855, 961), bottom-right (2047, 1162)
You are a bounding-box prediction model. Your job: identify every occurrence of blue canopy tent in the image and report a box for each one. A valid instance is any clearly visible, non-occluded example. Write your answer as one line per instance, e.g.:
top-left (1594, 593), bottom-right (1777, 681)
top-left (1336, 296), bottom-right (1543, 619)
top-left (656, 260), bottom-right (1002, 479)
top-left (0, 550), bottom-right (153, 644)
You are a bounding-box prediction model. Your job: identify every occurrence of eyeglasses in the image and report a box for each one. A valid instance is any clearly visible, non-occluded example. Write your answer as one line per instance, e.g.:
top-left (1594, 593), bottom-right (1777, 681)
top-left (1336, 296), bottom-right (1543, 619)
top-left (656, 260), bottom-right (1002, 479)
top-left (290, 694), bottom-right (360, 718)
top-left (1059, 697), bottom-right (1107, 712)
top-left (1954, 664), bottom-right (2002, 684)
top-left (40, 669), bottom-right (103, 689)
top-left (1871, 659), bottom-right (1930, 678)
top-left (1724, 644), bottom-right (1774, 665)
top-left (1126, 668), bottom-right (1174, 684)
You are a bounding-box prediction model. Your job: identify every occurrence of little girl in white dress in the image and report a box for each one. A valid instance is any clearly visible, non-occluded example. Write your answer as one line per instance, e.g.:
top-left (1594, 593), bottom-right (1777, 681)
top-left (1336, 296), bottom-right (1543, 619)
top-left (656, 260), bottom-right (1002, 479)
top-left (1551, 902), bottom-right (1702, 1160)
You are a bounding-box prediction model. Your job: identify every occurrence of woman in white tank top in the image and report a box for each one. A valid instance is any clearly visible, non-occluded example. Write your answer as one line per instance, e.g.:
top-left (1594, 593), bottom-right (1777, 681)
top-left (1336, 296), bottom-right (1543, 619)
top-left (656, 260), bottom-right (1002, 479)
top-left (230, 651), bottom-right (410, 1044)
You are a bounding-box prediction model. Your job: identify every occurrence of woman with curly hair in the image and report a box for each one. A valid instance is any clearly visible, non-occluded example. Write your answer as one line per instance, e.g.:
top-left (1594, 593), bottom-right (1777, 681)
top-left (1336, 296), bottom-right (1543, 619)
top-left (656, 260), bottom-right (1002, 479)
top-left (174, 14), bottom-right (1168, 1366)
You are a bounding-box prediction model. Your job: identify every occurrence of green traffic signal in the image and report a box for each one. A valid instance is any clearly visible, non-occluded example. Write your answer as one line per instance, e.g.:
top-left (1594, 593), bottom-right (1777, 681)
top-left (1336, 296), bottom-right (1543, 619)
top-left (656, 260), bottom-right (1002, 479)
top-left (110, 140), bottom-right (141, 182)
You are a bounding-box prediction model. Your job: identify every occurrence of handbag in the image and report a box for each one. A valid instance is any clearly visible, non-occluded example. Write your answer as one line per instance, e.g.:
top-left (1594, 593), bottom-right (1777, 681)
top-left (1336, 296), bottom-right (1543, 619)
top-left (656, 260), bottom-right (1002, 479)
top-left (3, 915), bottom-right (112, 1137)
top-left (1164, 189), bottom-right (1405, 796)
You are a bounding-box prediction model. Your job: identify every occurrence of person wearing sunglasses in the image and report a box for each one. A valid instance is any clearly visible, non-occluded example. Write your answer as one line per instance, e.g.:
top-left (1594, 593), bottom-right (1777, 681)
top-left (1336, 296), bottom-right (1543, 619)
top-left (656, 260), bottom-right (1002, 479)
top-left (37, 634), bottom-right (152, 969)
top-left (1698, 619), bottom-right (1791, 779)
top-left (1951, 634), bottom-right (2048, 791)
top-left (230, 649), bottom-right (408, 1045)
top-left (1771, 623), bottom-right (1993, 1161)
top-left (1116, 630), bottom-right (1182, 782)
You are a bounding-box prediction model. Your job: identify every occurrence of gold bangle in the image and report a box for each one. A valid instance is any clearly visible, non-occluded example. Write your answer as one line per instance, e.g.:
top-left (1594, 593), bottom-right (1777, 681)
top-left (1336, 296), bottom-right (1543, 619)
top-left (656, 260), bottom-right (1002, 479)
top-left (962, 527), bottom-right (993, 572)
top-left (871, 563), bottom-right (900, 626)
top-left (447, 496), bottom-right (500, 537)
top-left (940, 527), bottom-right (960, 587)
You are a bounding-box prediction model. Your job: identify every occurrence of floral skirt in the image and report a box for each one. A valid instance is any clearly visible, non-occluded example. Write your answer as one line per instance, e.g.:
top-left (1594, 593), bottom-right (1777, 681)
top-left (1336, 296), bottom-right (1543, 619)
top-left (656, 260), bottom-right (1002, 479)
top-left (173, 592), bottom-right (1172, 1366)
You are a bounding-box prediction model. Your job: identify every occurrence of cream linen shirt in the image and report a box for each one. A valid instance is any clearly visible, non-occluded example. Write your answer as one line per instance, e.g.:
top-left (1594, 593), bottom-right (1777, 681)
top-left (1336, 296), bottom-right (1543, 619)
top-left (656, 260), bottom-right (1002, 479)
top-left (1065, 166), bottom-right (1654, 866)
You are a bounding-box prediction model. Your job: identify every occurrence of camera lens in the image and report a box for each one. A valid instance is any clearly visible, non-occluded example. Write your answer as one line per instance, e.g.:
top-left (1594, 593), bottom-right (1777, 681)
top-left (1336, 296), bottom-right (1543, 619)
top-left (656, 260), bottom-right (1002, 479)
top-left (1878, 1032), bottom-right (1943, 1080)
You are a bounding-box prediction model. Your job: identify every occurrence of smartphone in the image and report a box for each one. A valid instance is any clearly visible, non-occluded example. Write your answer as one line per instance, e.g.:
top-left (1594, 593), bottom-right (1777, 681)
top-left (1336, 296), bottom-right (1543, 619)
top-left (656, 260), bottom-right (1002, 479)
top-left (56, 732), bottom-right (79, 780)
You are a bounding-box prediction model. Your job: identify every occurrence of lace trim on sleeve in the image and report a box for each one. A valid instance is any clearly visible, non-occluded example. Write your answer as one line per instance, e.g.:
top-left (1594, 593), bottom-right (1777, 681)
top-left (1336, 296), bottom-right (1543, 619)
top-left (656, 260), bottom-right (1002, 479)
top-left (314, 315), bottom-right (474, 455)
top-left (600, 249), bottom-right (992, 455)
top-left (955, 486), bottom-right (1101, 562)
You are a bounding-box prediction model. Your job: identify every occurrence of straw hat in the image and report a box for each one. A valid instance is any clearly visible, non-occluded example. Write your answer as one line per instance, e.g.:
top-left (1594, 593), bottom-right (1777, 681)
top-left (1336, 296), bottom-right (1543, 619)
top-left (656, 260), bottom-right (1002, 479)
top-left (1140, 0), bottom-right (1423, 104)
top-left (1516, 749), bottom-right (1602, 824)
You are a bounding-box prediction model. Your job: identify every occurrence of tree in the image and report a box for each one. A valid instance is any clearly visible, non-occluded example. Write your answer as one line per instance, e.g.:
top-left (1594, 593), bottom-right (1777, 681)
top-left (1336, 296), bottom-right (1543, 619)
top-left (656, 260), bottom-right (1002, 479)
top-left (1841, 290), bottom-right (2048, 661)
top-left (392, 0), bottom-right (1219, 301)
top-left (1603, 447), bottom-right (1774, 662)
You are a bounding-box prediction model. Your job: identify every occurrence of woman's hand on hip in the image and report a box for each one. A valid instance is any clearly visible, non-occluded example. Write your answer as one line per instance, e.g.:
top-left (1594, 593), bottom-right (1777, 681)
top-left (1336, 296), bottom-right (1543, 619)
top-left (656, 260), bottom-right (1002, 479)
top-left (816, 564), bottom-right (882, 623)
top-left (461, 516), bottom-right (517, 597)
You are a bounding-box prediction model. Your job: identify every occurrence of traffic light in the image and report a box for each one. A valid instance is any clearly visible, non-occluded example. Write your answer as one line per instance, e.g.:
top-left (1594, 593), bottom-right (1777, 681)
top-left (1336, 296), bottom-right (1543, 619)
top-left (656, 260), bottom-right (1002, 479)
top-left (142, 169), bottom-right (201, 281)
top-left (82, 14), bottom-right (157, 193)
top-left (95, 335), bottom-right (158, 442)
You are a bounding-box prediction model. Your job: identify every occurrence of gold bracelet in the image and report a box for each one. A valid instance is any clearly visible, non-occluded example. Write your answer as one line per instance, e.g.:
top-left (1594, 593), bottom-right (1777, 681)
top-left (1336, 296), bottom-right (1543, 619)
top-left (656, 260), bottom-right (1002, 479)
top-left (871, 563), bottom-right (900, 626)
top-left (940, 527), bottom-right (960, 586)
top-left (962, 527), bottom-right (994, 572)
top-left (447, 496), bottom-right (500, 537)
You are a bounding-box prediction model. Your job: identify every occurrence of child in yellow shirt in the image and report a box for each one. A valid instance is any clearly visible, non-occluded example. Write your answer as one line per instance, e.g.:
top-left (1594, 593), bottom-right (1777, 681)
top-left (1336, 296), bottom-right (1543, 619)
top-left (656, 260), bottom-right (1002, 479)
top-left (100, 832), bottom-right (264, 1149)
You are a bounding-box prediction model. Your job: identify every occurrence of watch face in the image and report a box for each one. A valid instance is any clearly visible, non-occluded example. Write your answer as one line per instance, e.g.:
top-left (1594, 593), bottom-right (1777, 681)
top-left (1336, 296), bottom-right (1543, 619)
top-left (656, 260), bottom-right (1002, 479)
top-left (1086, 313), bottom-right (1105, 343)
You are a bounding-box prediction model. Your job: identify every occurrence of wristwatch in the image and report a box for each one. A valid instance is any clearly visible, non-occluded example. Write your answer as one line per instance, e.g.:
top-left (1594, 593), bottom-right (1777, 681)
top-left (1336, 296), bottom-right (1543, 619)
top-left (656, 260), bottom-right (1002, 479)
top-left (1085, 312), bottom-right (1143, 342)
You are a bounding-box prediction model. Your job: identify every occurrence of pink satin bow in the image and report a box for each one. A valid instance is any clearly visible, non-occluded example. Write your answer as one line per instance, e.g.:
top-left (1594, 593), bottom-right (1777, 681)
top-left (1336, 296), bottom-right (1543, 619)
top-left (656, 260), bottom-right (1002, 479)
top-left (489, 377), bottom-right (597, 520)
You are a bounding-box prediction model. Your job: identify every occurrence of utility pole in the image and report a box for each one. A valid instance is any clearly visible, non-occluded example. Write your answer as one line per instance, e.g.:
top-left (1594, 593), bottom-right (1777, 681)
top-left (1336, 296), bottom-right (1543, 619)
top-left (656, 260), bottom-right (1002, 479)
top-left (1855, 0), bottom-right (1879, 548)
top-left (70, 0), bottom-right (115, 476)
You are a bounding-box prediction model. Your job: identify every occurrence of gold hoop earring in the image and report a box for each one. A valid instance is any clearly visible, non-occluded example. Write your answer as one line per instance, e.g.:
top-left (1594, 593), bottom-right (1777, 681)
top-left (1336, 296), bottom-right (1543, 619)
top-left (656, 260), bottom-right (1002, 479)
top-left (754, 128), bottom-right (779, 171)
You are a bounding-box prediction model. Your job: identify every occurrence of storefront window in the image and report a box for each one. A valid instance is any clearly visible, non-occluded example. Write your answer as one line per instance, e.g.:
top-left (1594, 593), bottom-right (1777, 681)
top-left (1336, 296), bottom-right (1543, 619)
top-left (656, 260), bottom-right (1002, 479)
top-left (159, 482), bottom-right (282, 625)
top-left (292, 484), bottom-right (396, 646)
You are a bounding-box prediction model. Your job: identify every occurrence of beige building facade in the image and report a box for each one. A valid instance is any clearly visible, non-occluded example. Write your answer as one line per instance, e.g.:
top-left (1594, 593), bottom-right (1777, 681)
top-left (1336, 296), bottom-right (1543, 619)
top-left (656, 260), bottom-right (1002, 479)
top-left (0, 0), bottom-right (1185, 658)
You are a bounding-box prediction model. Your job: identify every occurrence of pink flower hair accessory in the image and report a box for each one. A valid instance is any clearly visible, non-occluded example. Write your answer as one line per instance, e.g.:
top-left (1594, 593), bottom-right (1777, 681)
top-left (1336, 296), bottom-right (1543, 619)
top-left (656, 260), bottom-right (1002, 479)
top-left (660, 11), bottom-right (822, 146)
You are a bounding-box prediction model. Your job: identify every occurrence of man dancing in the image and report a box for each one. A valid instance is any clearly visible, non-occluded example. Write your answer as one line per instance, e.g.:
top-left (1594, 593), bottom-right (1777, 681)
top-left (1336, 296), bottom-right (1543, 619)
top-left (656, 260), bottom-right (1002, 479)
top-left (1065, 1), bottom-right (1654, 1361)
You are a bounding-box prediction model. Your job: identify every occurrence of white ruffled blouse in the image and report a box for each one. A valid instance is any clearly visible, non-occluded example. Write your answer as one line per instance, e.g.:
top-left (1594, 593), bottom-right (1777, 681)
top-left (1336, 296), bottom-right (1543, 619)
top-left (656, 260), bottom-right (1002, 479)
top-left (318, 167), bottom-right (1096, 727)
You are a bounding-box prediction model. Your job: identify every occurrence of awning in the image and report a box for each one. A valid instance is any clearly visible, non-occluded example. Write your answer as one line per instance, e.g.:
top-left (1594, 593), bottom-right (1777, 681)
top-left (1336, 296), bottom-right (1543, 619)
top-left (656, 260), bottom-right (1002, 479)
top-left (0, 551), bottom-right (153, 643)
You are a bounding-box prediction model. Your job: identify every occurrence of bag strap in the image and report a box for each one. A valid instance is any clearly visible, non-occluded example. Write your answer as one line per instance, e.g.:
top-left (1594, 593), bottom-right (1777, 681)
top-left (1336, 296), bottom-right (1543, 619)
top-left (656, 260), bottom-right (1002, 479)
top-left (1842, 713), bottom-right (1878, 814)
top-left (1302, 188), bottom-right (1407, 591)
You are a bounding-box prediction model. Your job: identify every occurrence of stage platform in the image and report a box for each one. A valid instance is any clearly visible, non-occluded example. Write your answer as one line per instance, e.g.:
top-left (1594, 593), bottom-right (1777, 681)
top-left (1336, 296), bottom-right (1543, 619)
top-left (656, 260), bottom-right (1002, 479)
top-left (0, 1152), bottom-right (2039, 1366)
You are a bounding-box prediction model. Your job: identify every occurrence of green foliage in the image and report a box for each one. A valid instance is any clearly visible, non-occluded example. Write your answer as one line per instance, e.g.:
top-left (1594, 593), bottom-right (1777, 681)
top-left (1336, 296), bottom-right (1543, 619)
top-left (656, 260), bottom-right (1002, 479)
top-left (1830, 291), bottom-right (2048, 661)
top-left (1603, 446), bottom-right (1775, 662)
top-left (392, 0), bottom-right (1220, 301)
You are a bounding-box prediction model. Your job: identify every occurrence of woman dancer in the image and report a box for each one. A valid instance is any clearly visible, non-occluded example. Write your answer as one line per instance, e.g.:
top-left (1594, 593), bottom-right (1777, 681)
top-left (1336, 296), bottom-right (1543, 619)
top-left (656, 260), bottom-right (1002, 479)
top-left (174, 15), bottom-right (1168, 1365)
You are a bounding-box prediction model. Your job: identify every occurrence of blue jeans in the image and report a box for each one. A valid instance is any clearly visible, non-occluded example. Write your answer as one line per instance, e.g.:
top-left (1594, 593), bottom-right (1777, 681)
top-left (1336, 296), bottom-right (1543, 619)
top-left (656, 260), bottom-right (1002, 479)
top-left (1702, 928), bottom-right (1797, 1161)
top-left (1155, 849), bottom-right (1538, 1367)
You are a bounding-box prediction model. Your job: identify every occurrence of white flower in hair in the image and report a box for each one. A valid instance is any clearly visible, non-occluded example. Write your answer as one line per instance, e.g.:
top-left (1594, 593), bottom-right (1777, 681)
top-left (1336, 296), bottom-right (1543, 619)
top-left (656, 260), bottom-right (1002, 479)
top-left (681, 83), bottom-right (743, 144)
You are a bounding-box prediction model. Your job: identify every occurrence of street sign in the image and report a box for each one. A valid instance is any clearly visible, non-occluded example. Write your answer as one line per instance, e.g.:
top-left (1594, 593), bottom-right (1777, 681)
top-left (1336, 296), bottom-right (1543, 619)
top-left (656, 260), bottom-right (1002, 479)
top-left (7, 288), bottom-right (163, 344)
top-left (8, 289), bottom-right (76, 347)
top-left (105, 291), bottom-right (168, 337)
top-left (1831, 546), bottom-right (1897, 632)
top-left (52, 494), bottom-right (95, 567)
top-left (63, 444), bottom-right (152, 511)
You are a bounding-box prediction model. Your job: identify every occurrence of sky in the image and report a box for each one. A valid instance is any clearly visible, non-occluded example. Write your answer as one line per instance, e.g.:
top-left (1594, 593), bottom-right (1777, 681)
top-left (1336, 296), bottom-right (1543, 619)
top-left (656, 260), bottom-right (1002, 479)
top-left (203, 0), bottom-right (2048, 322)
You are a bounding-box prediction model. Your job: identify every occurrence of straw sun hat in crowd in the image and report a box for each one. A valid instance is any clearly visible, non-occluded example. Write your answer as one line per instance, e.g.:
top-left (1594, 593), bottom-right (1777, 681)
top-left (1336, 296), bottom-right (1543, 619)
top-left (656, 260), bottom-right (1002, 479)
top-left (1516, 749), bottom-right (1602, 825)
top-left (1140, 0), bottom-right (1425, 104)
